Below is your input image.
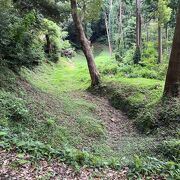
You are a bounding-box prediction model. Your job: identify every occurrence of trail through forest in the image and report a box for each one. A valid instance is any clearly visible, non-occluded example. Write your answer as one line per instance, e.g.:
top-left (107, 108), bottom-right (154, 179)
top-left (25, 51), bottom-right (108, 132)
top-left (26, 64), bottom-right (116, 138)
top-left (75, 91), bottom-right (136, 150)
top-left (23, 48), bottom-right (156, 160)
top-left (0, 48), bottom-right (169, 179)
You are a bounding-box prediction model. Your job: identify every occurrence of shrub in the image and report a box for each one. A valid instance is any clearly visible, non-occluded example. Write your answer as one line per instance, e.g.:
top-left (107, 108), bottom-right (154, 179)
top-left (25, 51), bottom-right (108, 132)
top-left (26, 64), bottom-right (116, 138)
top-left (136, 98), bottom-right (180, 133)
top-left (0, 91), bottom-right (29, 121)
top-left (115, 64), bottom-right (165, 80)
top-left (42, 19), bottom-right (71, 63)
top-left (0, 6), bottom-right (46, 69)
top-left (0, 2), bottom-right (71, 69)
top-left (136, 108), bottom-right (157, 133)
top-left (157, 140), bottom-right (180, 161)
top-left (128, 156), bottom-right (180, 179)
top-left (141, 41), bottom-right (158, 65)
top-left (100, 63), bottom-right (118, 75)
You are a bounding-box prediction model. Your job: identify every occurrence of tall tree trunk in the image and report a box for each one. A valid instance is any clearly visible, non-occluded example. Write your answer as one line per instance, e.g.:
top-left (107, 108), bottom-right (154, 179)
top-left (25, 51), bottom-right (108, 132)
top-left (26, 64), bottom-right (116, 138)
top-left (165, 24), bottom-right (169, 53)
top-left (105, 13), bottom-right (112, 56)
top-left (45, 34), bottom-right (51, 54)
top-left (164, 3), bottom-right (180, 97)
top-left (158, 23), bottom-right (163, 64)
top-left (118, 0), bottom-right (123, 48)
top-left (146, 27), bottom-right (149, 42)
top-left (136, 0), bottom-right (141, 47)
top-left (134, 0), bottom-right (141, 64)
top-left (105, 0), bottom-right (113, 56)
top-left (70, 0), bottom-right (100, 86)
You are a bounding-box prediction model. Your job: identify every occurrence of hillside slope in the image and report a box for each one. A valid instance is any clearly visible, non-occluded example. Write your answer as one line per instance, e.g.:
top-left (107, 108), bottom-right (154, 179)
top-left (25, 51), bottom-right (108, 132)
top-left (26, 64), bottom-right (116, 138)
top-left (0, 49), bottom-right (179, 179)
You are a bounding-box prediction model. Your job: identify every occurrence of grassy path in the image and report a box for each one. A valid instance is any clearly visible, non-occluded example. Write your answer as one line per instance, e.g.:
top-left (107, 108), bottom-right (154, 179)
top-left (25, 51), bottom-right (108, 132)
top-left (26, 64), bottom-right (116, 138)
top-left (22, 50), bottom-right (157, 165)
top-left (0, 47), bottom-right (164, 179)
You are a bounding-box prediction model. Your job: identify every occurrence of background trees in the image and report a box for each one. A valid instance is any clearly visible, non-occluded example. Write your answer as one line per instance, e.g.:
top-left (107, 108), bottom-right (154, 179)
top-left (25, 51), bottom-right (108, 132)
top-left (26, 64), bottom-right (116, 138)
top-left (0, 0), bottom-right (179, 89)
top-left (0, 0), bottom-right (71, 70)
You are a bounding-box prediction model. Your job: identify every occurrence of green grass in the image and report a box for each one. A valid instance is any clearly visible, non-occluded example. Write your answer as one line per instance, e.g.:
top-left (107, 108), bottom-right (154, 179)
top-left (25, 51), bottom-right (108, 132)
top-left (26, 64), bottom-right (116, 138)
top-left (14, 53), bottom-right (160, 162)
top-left (0, 59), bottom-right (107, 154)
top-left (1, 45), bottom-right (179, 177)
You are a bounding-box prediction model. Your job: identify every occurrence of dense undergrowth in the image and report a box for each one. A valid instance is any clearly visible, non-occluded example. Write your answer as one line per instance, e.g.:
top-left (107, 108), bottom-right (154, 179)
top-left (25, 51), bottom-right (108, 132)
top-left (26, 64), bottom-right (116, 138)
top-left (92, 47), bottom-right (180, 135)
top-left (0, 46), bottom-right (180, 179)
top-left (95, 48), bottom-right (180, 178)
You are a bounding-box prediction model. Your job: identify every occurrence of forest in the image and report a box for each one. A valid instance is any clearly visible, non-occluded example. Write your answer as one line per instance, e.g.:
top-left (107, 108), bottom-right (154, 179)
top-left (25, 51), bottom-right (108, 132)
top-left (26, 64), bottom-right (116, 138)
top-left (0, 0), bottom-right (180, 179)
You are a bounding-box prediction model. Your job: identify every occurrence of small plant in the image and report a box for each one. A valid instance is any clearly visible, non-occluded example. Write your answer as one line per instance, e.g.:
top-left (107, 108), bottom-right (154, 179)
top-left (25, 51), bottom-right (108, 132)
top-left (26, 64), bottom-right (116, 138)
top-left (157, 140), bottom-right (180, 161)
top-left (0, 118), bottom-right (9, 127)
top-left (0, 91), bottom-right (29, 121)
top-left (136, 108), bottom-right (157, 133)
top-left (128, 156), bottom-right (180, 179)
top-left (0, 127), bottom-right (121, 169)
top-left (46, 118), bottom-right (56, 127)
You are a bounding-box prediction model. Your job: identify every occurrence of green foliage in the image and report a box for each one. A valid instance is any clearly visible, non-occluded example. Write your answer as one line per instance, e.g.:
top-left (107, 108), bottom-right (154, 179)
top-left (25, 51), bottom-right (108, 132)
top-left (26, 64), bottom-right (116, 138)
top-left (78, 0), bottom-right (102, 22)
top-left (141, 42), bottom-right (158, 65)
top-left (0, 126), bottom-right (120, 169)
top-left (136, 98), bottom-right (180, 132)
top-left (99, 62), bottom-right (118, 75)
top-left (0, 91), bottom-right (29, 121)
top-left (157, 0), bottom-right (172, 26)
top-left (77, 116), bottom-right (105, 138)
top-left (46, 118), bottom-right (56, 127)
top-left (108, 63), bottom-right (167, 81)
top-left (129, 156), bottom-right (180, 179)
top-left (42, 19), bottom-right (71, 62)
top-left (158, 140), bottom-right (180, 161)
top-left (0, 1), bottom-right (71, 69)
top-left (0, 6), bottom-right (45, 69)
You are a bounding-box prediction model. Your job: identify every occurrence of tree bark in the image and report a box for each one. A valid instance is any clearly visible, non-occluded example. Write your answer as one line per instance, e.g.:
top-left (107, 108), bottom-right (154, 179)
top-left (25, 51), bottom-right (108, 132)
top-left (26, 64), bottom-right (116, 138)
top-left (146, 27), bottom-right (149, 42)
top-left (105, 12), bottom-right (112, 56)
top-left (70, 0), bottom-right (100, 86)
top-left (165, 24), bottom-right (169, 53)
top-left (158, 23), bottom-right (163, 64)
top-left (134, 0), bottom-right (141, 64)
top-left (119, 0), bottom-right (123, 43)
top-left (45, 34), bottom-right (52, 54)
top-left (136, 0), bottom-right (141, 47)
top-left (164, 3), bottom-right (180, 97)
top-left (104, 0), bottom-right (113, 56)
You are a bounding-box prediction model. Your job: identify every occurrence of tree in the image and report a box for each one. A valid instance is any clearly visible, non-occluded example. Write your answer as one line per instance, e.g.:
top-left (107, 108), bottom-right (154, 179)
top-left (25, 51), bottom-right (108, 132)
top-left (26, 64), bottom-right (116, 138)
top-left (70, 0), bottom-right (100, 86)
top-left (134, 0), bottom-right (142, 64)
top-left (103, 0), bottom-right (113, 56)
top-left (164, 2), bottom-right (180, 97)
top-left (157, 0), bottom-right (171, 64)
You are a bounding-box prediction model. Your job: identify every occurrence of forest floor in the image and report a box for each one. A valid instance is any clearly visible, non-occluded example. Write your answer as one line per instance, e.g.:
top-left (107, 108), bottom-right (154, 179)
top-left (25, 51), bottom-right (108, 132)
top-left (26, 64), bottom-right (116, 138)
top-left (0, 45), bottom-right (165, 179)
top-left (22, 46), bottom-right (157, 161)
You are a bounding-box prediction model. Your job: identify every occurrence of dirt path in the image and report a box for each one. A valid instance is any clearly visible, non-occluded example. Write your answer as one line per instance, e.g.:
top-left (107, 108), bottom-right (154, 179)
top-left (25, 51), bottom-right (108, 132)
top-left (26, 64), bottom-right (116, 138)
top-left (79, 92), bottom-right (137, 150)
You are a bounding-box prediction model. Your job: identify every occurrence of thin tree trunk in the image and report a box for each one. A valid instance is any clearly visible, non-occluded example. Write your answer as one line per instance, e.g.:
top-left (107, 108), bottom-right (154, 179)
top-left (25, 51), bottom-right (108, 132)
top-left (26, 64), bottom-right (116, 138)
top-left (158, 23), bottom-right (163, 64)
top-left (119, 0), bottom-right (123, 43)
top-left (45, 34), bottom-right (51, 54)
top-left (70, 0), bottom-right (100, 86)
top-left (109, 0), bottom-right (113, 44)
top-left (165, 25), bottom-right (169, 53)
top-left (136, 0), bottom-right (141, 47)
top-left (164, 3), bottom-right (180, 97)
top-left (105, 13), bottom-right (112, 56)
top-left (134, 0), bottom-right (141, 64)
top-left (147, 27), bottom-right (149, 42)
top-left (105, 0), bottom-right (113, 56)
